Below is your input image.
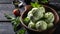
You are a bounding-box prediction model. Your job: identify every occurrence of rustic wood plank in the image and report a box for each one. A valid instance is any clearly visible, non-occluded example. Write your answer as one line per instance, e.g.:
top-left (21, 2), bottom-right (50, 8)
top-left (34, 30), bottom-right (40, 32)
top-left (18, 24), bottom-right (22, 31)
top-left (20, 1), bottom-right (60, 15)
top-left (0, 0), bottom-right (13, 4)
top-left (0, 22), bottom-right (15, 34)
top-left (0, 4), bottom-right (15, 21)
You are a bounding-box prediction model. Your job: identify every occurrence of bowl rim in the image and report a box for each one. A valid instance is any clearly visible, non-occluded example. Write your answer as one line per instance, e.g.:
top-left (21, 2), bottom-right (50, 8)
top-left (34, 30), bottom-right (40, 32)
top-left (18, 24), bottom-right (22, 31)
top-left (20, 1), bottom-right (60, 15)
top-left (20, 5), bottom-right (59, 32)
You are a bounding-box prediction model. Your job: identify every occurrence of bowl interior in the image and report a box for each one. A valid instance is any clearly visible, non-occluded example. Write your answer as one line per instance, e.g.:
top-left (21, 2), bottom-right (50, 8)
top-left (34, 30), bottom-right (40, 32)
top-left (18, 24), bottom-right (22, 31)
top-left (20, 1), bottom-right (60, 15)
top-left (21, 5), bottom-right (59, 32)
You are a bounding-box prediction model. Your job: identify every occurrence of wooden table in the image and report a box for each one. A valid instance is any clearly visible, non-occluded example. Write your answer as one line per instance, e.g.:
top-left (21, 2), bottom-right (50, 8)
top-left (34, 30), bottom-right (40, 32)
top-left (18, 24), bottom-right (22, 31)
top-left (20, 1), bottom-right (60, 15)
top-left (0, 0), bottom-right (15, 34)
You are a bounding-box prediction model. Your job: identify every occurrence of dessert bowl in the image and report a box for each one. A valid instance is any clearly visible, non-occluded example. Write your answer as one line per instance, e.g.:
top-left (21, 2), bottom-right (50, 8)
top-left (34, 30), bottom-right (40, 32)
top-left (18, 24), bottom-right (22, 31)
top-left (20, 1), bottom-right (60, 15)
top-left (20, 5), bottom-right (59, 34)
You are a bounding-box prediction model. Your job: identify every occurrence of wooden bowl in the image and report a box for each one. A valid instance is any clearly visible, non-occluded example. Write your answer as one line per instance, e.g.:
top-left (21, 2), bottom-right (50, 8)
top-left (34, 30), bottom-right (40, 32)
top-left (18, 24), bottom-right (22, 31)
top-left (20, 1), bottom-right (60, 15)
top-left (20, 5), bottom-right (59, 34)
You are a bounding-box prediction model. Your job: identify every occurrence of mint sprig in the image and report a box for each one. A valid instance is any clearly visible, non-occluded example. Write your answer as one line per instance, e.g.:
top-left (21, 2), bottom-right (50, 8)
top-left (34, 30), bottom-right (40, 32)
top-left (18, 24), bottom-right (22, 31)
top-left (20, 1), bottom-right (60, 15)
top-left (4, 14), bottom-right (21, 31)
top-left (31, 2), bottom-right (41, 8)
top-left (16, 28), bottom-right (26, 34)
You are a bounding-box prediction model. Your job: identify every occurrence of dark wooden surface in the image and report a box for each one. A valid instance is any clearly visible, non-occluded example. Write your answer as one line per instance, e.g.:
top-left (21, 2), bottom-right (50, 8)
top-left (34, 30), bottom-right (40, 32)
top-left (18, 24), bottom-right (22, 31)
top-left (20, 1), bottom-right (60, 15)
top-left (0, 4), bottom-right (15, 34)
top-left (0, 0), bottom-right (13, 4)
top-left (0, 0), bottom-right (25, 34)
top-left (0, 4), bottom-right (15, 21)
top-left (0, 0), bottom-right (15, 34)
top-left (0, 22), bottom-right (15, 34)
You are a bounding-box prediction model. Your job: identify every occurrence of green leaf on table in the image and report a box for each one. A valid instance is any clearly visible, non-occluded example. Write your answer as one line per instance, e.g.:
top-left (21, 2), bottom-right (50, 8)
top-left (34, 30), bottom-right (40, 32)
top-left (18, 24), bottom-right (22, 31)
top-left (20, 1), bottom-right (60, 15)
top-left (4, 14), bottom-right (21, 32)
top-left (12, 17), bottom-right (20, 26)
top-left (4, 13), bottom-right (14, 19)
top-left (17, 29), bottom-right (26, 34)
top-left (11, 17), bottom-right (21, 31)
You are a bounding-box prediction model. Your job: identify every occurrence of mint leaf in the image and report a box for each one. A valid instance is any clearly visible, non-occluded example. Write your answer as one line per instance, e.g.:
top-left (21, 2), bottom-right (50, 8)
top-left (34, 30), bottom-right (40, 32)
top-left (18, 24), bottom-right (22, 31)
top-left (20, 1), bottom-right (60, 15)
top-left (31, 2), bottom-right (36, 8)
top-left (24, 17), bottom-right (30, 25)
top-left (17, 28), bottom-right (26, 34)
top-left (4, 13), bottom-right (14, 19)
top-left (31, 2), bottom-right (41, 8)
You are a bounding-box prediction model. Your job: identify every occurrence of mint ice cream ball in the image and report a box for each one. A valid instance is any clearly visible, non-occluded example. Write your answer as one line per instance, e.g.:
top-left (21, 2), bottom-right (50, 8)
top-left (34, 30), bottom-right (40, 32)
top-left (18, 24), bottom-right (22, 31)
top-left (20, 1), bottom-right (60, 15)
top-left (44, 12), bottom-right (54, 23)
top-left (32, 7), bottom-right (44, 19)
top-left (47, 23), bottom-right (54, 29)
top-left (28, 21), bottom-right (35, 29)
top-left (36, 21), bottom-right (47, 31)
top-left (27, 10), bottom-right (33, 19)
top-left (38, 7), bottom-right (45, 13)
top-left (27, 7), bottom-right (45, 22)
top-left (30, 8), bottom-right (44, 22)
